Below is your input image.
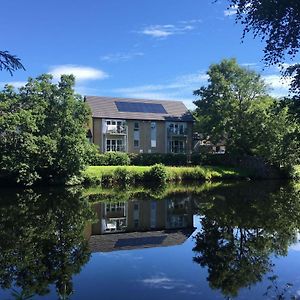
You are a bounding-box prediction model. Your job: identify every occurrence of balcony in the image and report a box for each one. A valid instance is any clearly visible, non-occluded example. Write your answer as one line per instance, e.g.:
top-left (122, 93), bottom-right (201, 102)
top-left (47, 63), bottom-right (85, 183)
top-left (105, 124), bottom-right (127, 135)
top-left (167, 127), bottom-right (188, 136)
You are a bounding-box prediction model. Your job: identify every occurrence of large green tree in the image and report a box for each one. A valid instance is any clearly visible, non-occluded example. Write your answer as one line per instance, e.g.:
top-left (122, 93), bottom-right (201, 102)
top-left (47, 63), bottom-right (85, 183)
top-left (0, 74), bottom-right (93, 185)
top-left (193, 58), bottom-right (300, 167)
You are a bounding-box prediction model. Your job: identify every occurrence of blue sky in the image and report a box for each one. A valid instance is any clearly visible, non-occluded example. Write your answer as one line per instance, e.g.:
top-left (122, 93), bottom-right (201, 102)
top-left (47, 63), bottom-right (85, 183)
top-left (0, 0), bottom-right (294, 109)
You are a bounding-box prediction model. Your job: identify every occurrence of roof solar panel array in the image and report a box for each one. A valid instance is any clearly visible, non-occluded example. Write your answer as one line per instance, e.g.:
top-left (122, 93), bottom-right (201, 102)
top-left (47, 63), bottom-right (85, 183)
top-left (115, 101), bottom-right (167, 114)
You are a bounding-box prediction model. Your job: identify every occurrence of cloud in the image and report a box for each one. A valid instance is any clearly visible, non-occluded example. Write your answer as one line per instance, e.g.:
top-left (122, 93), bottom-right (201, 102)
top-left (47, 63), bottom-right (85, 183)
top-left (139, 23), bottom-right (195, 38)
top-left (241, 62), bottom-right (258, 68)
top-left (101, 52), bottom-right (144, 62)
top-left (113, 71), bottom-right (208, 109)
top-left (263, 74), bottom-right (292, 89)
top-left (140, 274), bottom-right (195, 292)
top-left (0, 81), bottom-right (27, 89)
top-left (49, 64), bottom-right (108, 81)
top-left (224, 5), bottom-right (238, 16)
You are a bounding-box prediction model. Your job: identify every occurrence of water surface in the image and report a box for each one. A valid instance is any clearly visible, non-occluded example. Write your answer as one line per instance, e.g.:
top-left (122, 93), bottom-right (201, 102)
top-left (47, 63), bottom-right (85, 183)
top-left (0, 181), bottom-right (300, 299)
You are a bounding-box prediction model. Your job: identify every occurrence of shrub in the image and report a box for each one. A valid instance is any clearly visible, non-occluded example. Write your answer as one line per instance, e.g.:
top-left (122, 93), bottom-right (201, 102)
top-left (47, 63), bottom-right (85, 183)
top-left (144, 164), bottom-right (167, 184)
top-left (113, 167), bottom-right (133, 185)
top-left (190, 153), bottom-right (205, 165)
top-left (87, 151), bottom-right (130, 166)
top-left (104, 152), bottom-right (130, 166)
top-left (129, 153), bottom-right (187, 166)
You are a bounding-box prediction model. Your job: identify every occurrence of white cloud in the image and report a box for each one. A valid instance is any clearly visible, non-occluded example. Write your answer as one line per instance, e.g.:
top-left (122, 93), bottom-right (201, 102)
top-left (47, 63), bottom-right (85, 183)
top-left (101, 52), bottom-right (144, 62)
top-left (113, 71), bottom-right (208, 109)
top-left (140, 23), bottom-right (195, 38)
top-left (140, 275), bottom-right (195, 291)
top-left (224, 5), bottom-right (238, 16)
top-left (263, 74), bottom-right (292, 89)
top-left (49, 64), bottom-right (108, 81)
top-left (0, 81), bottom-right (27, 89)
top-left (179, 19), bottom-right (202, 24)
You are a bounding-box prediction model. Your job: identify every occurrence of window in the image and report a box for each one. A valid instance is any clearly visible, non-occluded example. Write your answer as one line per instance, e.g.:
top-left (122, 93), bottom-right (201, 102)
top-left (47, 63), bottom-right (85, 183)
top-left (134, 122), bottom-right (140, 148)
top-left (168, 122), bottom-right (187, 135)
top-left (169, 140), bottom-right (185, 153)
top-left (106, 139), bottom-right (124, 152)
top-left (151, 122), bottom-right (156, 148)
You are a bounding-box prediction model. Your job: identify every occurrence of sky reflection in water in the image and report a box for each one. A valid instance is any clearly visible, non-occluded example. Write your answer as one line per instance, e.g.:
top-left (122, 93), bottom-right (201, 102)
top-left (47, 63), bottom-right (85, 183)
top-left (0, 181), bottom-right (300, 299)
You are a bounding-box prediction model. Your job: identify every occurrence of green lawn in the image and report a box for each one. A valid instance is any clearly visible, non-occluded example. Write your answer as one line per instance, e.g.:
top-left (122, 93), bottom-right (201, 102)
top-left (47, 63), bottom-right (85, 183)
top-left (83, 165), bottom-right (249, 186)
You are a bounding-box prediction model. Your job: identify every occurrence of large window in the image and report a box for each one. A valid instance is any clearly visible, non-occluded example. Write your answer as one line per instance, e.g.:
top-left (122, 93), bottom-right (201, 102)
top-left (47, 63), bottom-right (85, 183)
top-left (133, 122), bottom-right (140, 148)
top-left (168, 122), bottom-right (186, 135)
top-left (106, 139), bottom-right (124, 152)
top-left (169, 140), bottom-right (185, 153)
top-left (151, 122), bottom-right (156, 148)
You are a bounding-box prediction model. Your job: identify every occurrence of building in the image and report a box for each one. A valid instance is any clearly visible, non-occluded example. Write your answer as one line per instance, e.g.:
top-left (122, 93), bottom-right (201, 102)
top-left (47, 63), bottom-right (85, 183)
top-left (86, 197), bottom-right (195, 252)
top-left (85, 96), bottom-right (194, 154)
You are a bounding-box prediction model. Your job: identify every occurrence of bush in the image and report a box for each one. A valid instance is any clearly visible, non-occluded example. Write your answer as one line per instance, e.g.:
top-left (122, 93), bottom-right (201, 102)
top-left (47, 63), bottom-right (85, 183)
top-left (87, 151), bottom-right (130, 166)
top-left (144, 164), bottom-right (167, 184)
top-left (129, 153), bottom-right (187, 166)
top-left (113, 167), bottom-right (133, 185)
top-left (190, 153), bottom-right (204, 165)
top-left (105, 152), bottom-right (130, 166)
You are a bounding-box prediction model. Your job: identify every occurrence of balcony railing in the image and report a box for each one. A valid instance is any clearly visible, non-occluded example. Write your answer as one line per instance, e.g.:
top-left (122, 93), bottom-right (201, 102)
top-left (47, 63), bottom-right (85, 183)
top-left (106, 146), bottom-right (126, 152)
top-left (167, 128), bottom-right (188, 136)
top-left (105, 125), bottom-right (127, 135)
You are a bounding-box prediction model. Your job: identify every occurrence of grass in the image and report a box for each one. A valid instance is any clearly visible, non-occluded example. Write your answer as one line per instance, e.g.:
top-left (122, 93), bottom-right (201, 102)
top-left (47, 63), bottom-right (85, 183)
top-left (83, 165), bottom-right (250, 187)
top-left (83, 181), bottom-right (225, 203)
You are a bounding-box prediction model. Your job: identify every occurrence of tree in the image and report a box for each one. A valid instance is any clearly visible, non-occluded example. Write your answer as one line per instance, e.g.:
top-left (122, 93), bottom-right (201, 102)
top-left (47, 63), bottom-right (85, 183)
top-left (193, 58), bottom-right (300, 167)
top-left (0, 74), bottom-right (93, 185)
top-left (0, 51), bottom-right (25, 75)
top-left (227, 0), bottom-right (300, 95)
top-left (228, 0), bottom-right (300, 65)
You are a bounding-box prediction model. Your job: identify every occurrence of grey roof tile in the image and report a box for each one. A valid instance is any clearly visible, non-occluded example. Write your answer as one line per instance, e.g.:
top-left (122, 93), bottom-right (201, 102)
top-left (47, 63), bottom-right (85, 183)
top-left (85, 96), bottom-right (194, 122)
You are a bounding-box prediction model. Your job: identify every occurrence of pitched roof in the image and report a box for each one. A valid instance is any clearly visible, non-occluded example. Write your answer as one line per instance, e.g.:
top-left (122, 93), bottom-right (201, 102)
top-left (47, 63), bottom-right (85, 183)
top-left (85, 96), bottom-right (194, 122)
top-left (88, 228), bottom-right (195, 252)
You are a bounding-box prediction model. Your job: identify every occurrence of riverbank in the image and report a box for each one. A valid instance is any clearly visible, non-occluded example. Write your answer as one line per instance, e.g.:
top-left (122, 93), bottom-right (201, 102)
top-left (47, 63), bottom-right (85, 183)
top-left (83, 164), bottom-right (251, 186)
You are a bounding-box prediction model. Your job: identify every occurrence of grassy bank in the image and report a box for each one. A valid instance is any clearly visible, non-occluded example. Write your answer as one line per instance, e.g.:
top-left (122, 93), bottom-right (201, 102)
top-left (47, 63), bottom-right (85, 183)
top-left (83, 164), bottom-right (250, 187)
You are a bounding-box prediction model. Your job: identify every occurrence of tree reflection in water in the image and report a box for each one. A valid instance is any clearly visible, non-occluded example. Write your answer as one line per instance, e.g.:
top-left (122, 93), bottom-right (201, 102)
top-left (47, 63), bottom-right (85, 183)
top-left (0, 188), bottom-right (95, 300)
top-left (192, 182), bottom-right (300, 298)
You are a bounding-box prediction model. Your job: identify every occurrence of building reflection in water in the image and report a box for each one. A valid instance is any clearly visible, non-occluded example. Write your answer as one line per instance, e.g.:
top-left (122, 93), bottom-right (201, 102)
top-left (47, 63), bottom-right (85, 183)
top-left (87, 197), bottom-right (196, 252)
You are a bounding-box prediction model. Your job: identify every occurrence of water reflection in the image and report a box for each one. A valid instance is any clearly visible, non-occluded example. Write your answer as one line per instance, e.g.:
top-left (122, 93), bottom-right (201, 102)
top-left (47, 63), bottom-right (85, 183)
top-left (87, 197), bottom-right (195, 252)
top-left (192, 182), bottom-right (300, 298)
top-left (0, 181), bottom-right (299, 299)
top-left (0, 188), bottom-right (94, 300)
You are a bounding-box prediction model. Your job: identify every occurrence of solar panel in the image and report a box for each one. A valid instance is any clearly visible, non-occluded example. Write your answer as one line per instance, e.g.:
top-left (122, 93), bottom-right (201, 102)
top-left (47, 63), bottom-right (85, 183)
top-left (115, 101), bottom-right (167, 114)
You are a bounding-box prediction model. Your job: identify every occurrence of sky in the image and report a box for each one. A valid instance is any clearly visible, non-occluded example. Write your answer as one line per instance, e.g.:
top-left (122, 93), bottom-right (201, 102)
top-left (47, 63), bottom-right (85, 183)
top-left (0, 0), bottom-right (295, 109)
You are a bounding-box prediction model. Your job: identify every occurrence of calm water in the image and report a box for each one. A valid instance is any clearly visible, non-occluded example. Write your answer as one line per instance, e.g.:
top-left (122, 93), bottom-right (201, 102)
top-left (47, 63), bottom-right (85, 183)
top-left (0, 181), bottom-right (300, 300)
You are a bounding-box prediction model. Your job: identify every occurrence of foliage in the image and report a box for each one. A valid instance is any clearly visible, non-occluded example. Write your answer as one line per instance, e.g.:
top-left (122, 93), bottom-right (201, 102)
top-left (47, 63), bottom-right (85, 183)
top-left (143, 164), bottom-right (167, 185)
top-left (228, 0), bottom-right (300, 65)
top-left (0, 188), bottom-right (95, 299)
top-left (0, 75), bottom-right (93, 185)
top-left (193, 181), bottom-right (300, 297)
top-left (83, 165), bottom-right (246, 187)
top-left (86, 150), bottom-right (131, 166)
top-left (104, 152), bottom-right (130, 166)
top-left (0, 50), bottom-right (25, 75)
top-left (129, 153), bottom-right (188, 166)
top-left (193, 58), bottom-right (300, 168)
top-left (227, 0), bottom-right (300, 94)
top-left (113, 167), bottom-right (135, 186)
